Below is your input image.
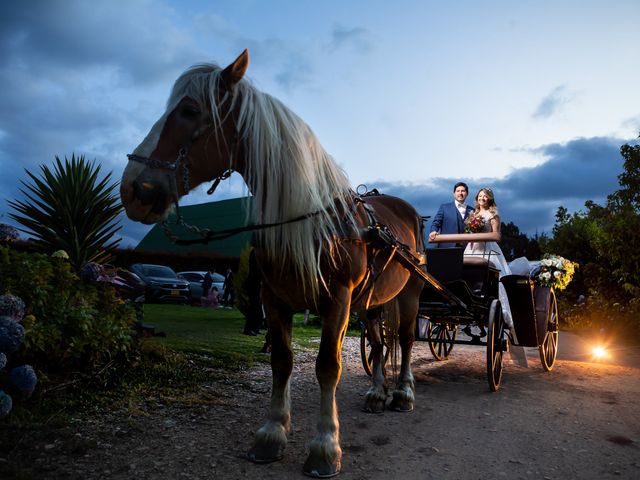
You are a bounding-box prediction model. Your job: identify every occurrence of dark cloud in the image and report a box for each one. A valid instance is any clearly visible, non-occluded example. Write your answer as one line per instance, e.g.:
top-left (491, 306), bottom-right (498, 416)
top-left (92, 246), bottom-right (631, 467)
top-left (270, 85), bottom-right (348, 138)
top-left (0, 0), bottom-right (195, 85)
top-left (372, 136), bottom-right (634, 236)
top-left (532, 85), bottom-right (572, 119)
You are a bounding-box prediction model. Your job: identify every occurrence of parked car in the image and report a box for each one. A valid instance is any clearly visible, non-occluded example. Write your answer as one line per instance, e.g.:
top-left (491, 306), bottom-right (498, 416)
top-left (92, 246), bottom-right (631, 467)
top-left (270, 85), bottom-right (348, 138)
top-left (130, 263), bottom-right (191, 303)
top-left (177, 271), bottom-right (225, 304)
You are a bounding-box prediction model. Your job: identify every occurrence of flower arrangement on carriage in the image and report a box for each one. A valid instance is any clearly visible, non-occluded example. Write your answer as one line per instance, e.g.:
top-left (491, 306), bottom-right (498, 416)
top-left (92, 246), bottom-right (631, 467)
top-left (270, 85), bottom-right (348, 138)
top-left (534, 254), bottom-right (578, 291)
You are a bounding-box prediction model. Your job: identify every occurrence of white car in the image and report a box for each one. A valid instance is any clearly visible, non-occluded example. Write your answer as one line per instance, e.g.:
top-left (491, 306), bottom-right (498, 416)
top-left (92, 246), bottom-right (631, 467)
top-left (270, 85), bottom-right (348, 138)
top-left (177, 271), bottom-right (225, 303)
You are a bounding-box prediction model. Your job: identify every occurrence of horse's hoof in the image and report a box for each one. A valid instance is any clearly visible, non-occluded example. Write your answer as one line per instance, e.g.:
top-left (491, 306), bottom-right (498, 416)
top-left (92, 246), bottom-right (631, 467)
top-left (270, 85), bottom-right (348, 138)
top-left (303, 456), bottom-right (341, 478)
top-left (361, 399), bottom-right (386, 414)
top-left (388, 401), bottom-right (414, 412)
top-left (247, 444), bottom-right (284, 464)
top-left (389, 395), bottom-right (414, 412)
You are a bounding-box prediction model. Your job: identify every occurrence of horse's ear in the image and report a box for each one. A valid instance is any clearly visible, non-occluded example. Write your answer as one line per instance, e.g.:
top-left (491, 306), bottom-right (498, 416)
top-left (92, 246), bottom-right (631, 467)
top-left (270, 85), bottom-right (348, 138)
top-left (221, 49), bottom-right (249, 89)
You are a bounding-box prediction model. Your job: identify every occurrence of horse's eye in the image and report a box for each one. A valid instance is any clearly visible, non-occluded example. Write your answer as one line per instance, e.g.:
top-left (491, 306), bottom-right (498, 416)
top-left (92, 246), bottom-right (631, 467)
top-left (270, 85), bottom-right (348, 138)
top-left (182, 105), bottom-right (201, 118)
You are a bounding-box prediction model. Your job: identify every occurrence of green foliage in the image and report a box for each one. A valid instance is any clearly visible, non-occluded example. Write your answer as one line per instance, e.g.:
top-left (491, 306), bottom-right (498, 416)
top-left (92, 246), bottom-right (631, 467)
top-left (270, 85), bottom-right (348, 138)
top-left (500, 221), bottom-right (541, 261)
top-left (0, 246), bottom-right (136, 371)
top-left (7, 154), bottom-right (122, 271)
top-left (615, 142), bottom-right (640, 209)
top-left (542, 136), bottom-right (640, 337)
top-left (539, 207), bottom-right (599, 298)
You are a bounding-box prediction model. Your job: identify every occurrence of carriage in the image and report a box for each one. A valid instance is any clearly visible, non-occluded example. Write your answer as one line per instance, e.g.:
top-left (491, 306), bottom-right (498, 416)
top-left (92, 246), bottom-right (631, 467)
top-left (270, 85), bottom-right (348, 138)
top-left (361, 245), bottom-right (559, 391)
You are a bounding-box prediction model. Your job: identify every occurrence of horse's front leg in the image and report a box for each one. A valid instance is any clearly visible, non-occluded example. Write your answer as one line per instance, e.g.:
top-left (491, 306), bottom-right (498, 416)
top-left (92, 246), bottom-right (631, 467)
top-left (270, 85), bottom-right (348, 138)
top-left (303, 288), bottom-right (351, 478)
top-left (247, 299), bottom-right (293, 463)
top-left (363, 308), bottom-right (388, 413)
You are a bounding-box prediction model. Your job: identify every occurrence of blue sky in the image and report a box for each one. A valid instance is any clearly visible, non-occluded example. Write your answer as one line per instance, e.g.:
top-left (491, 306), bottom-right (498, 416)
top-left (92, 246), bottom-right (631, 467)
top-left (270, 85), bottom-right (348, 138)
top-left (1, 0), bottom-right (639, 247)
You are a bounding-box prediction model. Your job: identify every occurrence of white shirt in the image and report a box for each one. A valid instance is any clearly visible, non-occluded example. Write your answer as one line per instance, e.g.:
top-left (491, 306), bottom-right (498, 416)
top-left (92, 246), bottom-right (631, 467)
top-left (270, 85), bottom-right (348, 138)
top-left (456, 201), bottom-right (467, 218)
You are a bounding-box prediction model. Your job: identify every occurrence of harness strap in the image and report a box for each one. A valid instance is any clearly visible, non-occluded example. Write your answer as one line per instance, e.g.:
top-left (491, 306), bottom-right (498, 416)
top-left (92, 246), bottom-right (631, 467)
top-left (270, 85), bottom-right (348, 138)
top-left (163, 209), bottom-right (322, 245)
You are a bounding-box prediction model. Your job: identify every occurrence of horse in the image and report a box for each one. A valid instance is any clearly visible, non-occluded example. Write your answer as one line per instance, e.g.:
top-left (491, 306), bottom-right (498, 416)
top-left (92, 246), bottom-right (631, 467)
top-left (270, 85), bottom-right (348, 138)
top-left (120, 50), bottom-right (426, 477)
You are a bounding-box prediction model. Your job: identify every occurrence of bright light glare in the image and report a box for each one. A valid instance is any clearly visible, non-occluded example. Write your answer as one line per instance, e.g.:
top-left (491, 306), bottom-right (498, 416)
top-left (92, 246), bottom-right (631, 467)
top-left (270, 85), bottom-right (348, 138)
top-left (592, 346), bottom-right (608, 359)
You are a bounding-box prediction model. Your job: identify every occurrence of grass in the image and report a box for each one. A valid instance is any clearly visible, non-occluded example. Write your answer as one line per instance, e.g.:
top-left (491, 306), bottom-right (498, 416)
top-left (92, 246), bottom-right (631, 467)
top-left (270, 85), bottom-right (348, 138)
top-left (1, 303), bottom-right (359, 430)
top-left (142, 304), bottom-right (271, 366)
top-left (142, 304), bottom-right (335, 366)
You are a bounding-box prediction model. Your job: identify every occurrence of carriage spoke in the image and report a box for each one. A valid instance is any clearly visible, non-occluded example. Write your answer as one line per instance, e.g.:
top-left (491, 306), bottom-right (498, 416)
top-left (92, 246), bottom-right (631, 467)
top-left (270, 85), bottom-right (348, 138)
top-left (428, 321), bottom-right (456, 361)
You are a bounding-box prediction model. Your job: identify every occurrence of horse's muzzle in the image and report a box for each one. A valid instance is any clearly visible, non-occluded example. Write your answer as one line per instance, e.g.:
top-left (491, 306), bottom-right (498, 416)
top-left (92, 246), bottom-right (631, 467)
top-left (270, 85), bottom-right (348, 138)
top-left (132, 177), bottom-right (170, 214)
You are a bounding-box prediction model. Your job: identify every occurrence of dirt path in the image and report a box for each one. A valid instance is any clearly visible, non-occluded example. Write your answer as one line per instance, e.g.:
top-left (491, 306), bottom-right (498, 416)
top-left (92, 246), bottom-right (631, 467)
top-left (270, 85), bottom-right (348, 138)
top-left (3, 334), bottom-right (639, 479)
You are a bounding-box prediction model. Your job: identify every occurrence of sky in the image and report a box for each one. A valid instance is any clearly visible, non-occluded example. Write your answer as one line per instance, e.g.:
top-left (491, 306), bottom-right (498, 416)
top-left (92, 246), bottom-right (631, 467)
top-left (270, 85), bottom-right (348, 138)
top-left (1, 0), bottom-right (639, 248)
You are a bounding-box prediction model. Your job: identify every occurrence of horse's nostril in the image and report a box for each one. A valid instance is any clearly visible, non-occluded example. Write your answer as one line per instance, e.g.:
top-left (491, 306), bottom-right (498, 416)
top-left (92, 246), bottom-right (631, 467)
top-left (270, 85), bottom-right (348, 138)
top-left (133, 178), bottom-right (158, 205)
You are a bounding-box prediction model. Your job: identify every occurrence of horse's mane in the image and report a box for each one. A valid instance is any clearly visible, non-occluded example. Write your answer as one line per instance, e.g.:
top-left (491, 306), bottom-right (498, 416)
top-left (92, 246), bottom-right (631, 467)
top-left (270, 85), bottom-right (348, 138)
top-left (168, 64), bottom-right (356, 300)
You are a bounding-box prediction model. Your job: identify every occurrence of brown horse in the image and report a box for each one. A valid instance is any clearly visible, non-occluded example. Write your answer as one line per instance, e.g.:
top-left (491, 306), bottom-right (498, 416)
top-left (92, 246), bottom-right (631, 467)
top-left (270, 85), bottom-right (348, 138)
top-left (120, 50), bottom-right (425, 477)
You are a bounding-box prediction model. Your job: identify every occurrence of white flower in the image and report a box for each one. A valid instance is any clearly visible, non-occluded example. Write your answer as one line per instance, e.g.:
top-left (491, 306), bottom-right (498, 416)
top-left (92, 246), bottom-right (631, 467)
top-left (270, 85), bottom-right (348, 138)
top-left (553, 270), bottom-right (562, 278)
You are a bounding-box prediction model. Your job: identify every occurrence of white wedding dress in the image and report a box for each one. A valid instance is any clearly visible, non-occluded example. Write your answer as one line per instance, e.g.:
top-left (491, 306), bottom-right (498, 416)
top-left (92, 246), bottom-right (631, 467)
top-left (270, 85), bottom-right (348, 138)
top-left (463, 210), bottom-right (529, 366)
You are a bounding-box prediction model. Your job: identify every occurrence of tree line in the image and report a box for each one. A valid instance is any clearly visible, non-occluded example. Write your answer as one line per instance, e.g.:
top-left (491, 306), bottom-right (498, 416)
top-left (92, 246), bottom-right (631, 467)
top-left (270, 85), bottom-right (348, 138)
top-left (500, 136), bottom-right (640, 337)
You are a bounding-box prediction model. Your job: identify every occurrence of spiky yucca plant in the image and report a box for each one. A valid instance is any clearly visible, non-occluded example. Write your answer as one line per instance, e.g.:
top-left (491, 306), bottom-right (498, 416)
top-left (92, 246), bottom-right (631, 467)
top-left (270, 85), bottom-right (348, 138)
top-left (8, 154), bottom-right (122, 271)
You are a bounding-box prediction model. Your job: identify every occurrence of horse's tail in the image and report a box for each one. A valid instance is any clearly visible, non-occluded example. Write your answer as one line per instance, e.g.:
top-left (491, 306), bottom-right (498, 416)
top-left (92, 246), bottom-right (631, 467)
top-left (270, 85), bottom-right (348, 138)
top-left (383, 298), bottom-right (401, 378)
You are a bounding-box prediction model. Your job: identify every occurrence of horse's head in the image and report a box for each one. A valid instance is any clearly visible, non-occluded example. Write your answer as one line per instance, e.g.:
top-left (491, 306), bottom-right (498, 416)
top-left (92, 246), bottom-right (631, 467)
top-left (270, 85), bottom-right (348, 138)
top-left (120, 50), bottom-right (249, 224)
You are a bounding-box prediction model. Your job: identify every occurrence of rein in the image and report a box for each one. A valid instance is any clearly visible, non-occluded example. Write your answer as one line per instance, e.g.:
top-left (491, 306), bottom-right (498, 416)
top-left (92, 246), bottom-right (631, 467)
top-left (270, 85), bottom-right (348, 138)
top-left (161, 209), bottom-right (322, 245)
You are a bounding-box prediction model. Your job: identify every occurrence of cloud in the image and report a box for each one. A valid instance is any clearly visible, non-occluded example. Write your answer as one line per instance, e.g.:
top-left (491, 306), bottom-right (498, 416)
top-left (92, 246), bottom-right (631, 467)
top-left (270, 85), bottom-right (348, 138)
top-left (532, 85), bottom-right (573, 120)
top-left (0, 0), bottom-right (197, 84)
top-left (327, 25), bottom-right (374, 53)
top-left (374, 136), bottom-right (632, 236)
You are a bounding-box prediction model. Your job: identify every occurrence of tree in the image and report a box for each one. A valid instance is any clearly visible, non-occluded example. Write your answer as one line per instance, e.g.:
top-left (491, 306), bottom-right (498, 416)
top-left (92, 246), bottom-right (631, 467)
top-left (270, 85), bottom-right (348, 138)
top-left (499, 221), bottom-right (541, 261)
top-left (8, 155), bottom-right (122, 271)
top-left (614, 140), bottom-right (640, 210)
top-left (586, 137), bottom-right (640, 298)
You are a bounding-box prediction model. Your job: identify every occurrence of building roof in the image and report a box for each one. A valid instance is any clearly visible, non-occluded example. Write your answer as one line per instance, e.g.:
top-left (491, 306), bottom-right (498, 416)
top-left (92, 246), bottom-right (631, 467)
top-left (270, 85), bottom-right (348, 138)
top-left (135, 197), bottom-right (253, 258)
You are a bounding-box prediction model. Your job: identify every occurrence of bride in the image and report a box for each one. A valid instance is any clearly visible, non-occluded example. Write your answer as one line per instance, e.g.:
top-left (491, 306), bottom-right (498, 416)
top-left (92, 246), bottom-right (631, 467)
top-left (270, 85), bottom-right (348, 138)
top-left (464, 188), bottom-right (511, 276)
top-left (464, 188), bottom-right (528, 365)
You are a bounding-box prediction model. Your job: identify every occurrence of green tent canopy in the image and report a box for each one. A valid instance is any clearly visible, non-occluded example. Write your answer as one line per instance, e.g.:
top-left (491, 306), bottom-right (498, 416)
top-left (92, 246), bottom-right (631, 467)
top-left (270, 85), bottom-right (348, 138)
top-left (135, 197), bottom-right (254, 258)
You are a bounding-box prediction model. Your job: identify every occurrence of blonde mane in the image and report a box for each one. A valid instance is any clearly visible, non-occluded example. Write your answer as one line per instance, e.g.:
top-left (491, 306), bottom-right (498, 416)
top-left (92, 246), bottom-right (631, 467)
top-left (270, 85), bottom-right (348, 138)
top-left (168, 64), bottom-right (356, 299)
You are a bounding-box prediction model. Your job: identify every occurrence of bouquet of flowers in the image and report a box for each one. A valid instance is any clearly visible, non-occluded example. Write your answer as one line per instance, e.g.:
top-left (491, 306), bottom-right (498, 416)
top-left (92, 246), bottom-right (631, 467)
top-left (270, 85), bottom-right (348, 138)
top-left (464, 213), bottom-right (485, 233)
top-left (535, 254), bottom-right (578, 291)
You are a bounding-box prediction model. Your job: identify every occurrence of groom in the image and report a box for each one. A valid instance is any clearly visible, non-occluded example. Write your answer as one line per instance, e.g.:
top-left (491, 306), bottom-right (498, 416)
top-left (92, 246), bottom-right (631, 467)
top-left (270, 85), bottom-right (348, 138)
top-left (428, 182), bottom-right (474, 248)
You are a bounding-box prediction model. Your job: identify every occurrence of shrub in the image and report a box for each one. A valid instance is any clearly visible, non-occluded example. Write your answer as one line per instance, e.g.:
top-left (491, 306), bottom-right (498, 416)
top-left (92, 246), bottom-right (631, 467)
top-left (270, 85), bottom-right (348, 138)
top-left (8, 365), bottom-right (38, 399)
top-left (0, 293), bottom-right (37, 417)
top-left (0, 317), bottom-right (25, 353)
top-left (0, 246), bottom-right (137, 371)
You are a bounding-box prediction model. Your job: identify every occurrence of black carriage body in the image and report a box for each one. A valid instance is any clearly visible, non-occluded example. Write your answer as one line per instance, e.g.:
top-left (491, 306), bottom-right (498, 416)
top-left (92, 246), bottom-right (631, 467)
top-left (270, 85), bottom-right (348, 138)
top-left (418, 247), bottom-right (500, 327)
top-left (500, 276), bottom-right (552, 348)
top-left (360, 239), bottom-right (560, 390)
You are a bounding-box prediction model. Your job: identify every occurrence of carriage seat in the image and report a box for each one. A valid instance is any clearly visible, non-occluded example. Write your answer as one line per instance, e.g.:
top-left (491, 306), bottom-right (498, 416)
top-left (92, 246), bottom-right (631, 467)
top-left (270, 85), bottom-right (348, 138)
top-left (462, 255), bottom-right (490, 267)
top-left (462, 255), bottom-right (493, 295)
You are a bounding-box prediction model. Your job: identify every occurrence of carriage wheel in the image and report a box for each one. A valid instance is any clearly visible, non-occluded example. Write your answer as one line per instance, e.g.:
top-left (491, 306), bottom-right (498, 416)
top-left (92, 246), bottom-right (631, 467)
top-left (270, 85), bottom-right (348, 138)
top-left (538, 289), bottom-right (559, 372)
top-left (427, 321), bottom-right (457, 361)
top-left (486, 299), bottom-right (506, 392)
top-left (360, 322), bottom-right (390, 376)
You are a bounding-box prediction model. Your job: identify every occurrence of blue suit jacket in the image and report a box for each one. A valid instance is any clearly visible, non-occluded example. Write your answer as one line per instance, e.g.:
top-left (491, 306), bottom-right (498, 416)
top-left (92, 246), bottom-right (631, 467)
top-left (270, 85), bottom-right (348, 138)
top-left (430, 202), bottom-right (474, 248)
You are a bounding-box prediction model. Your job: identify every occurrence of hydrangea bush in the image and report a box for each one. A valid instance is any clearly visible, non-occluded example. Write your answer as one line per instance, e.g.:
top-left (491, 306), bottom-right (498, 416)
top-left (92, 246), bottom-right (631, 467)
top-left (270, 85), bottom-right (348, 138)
top-left (0, 293), bottom-right (26, 322)
top-left (0, 246), bottom-right (136, 371)
top-left (0, 294), bottom-right (37, 418)
top-left (0, 223), bottom-right (19, 244)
